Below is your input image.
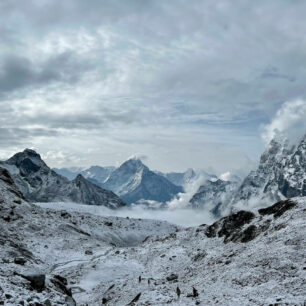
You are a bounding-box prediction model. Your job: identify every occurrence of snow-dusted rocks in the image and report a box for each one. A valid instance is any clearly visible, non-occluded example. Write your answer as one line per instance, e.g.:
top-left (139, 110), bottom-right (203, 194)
top-left (0, 167), bottom-right (26, 205)
top-left (102, 157), bottom-right (183, 204)
top-left (225, 133), bottom-right (306, 212)
top-left (0, 149), bottom-right (125, 208)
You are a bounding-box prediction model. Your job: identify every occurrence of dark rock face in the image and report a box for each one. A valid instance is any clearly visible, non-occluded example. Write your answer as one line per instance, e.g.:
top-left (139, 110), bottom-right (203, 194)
top-left (21, 274), bottom-right (46, 292)
top-left (239, 225), bottom-right (258, 243)
top-left (205, 198), bottom-right (299, 244)
top-left (205, 211), bottom-right (255, 243)
top-left (258, 200), bottom-right (296, 218)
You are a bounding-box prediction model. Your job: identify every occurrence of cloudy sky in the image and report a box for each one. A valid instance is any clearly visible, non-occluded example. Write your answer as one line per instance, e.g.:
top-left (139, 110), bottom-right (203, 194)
top-left (1, 0), bottom-right (306, 174)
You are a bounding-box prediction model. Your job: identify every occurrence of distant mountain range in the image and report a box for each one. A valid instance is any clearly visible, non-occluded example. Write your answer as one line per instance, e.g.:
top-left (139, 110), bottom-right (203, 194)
top-left (0, 149), bottom-right (125, 208)
top-left (6, 132), bottom-right (304, 210)
top-left (54, 159), bottom-right (202, 204)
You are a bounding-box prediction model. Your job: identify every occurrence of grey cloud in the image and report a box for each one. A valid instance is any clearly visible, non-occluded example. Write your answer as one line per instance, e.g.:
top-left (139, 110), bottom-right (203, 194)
top-left (0, 127), bottom-right (58, 147)
top-left (0, 52), bottom-right (92, 94)
top-left (1, 0), bottom-right (306, 172)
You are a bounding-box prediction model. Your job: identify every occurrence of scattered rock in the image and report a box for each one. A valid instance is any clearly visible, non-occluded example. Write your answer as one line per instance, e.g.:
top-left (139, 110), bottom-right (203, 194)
top-left (85, 250), bottom-right (93, 255)
top-left (193, 252), bottom-right (207, 262)
top-left (14, 257), bottom-right (27, 265)
top-left (60, 211), bottom-right (71, 218)
top-left (166, 273), bottom-right (178, 281)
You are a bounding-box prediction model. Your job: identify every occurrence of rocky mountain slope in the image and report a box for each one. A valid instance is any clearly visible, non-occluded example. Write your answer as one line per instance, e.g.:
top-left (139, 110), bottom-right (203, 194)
top-left (1, 166), bottom-right (305, 305)
top-left (190, 178), bottom-right (239, 216)
top-left (0, 149), bottom-right (125, 208)
top-left (224, 133), bottom-right (306, 213)
top-left (101, 158), bottom-right (183, 204)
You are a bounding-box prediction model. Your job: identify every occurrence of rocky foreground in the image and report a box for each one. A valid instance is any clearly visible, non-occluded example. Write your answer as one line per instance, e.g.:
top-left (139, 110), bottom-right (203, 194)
top-left (0, 168), bottom-right (305, 305)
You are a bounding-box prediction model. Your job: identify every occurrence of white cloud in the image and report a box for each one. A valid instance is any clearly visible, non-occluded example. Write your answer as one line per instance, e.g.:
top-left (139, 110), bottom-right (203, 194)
top-left (261, 99), bottom-right (306, 144)
top-left (166, 174), bottom-right (207, 209)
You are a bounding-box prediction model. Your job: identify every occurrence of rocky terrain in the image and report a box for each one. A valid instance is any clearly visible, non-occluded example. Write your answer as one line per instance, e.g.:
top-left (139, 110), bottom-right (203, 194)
top-left (1, 165), bottom-right (305, 305)
top-left (0, 149), bottom-right (125, 209)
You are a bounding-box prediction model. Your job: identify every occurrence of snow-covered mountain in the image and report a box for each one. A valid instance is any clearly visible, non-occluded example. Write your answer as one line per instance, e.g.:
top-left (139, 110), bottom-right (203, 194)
top-left (101, 157), bottom-right (183, 204)
top-left (0, 149), bottom-right (125, 208)
top-left (53, 165), bottom-right (115, 184)
top-left (80, 165), bottom-right (115, 184)
top-left (225, 133), bottom-right (306, 212)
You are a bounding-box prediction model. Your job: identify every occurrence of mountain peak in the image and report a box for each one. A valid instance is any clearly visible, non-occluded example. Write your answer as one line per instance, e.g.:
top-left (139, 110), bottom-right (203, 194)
top-left (6, 148), bottom-right (47, 174)
top-left (74, 173), bottom-right (87, 182)
top-left (23, 148), bottom-right (40, 155)
top-left (121, 157), bottom-right (147, 171)
top-left (8, 148), bottom-right (42, 161)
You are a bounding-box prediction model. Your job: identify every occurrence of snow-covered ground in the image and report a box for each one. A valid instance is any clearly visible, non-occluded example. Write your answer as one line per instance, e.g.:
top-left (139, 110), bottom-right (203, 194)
top-left (56, 197), bottom-right (306, 305)
top-left (1, 177), bottom-right (305, 305)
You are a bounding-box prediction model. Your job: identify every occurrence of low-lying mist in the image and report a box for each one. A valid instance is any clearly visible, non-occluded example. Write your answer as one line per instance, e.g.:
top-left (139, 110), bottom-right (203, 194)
top-left (35, 202), bottom-right (216, 227)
